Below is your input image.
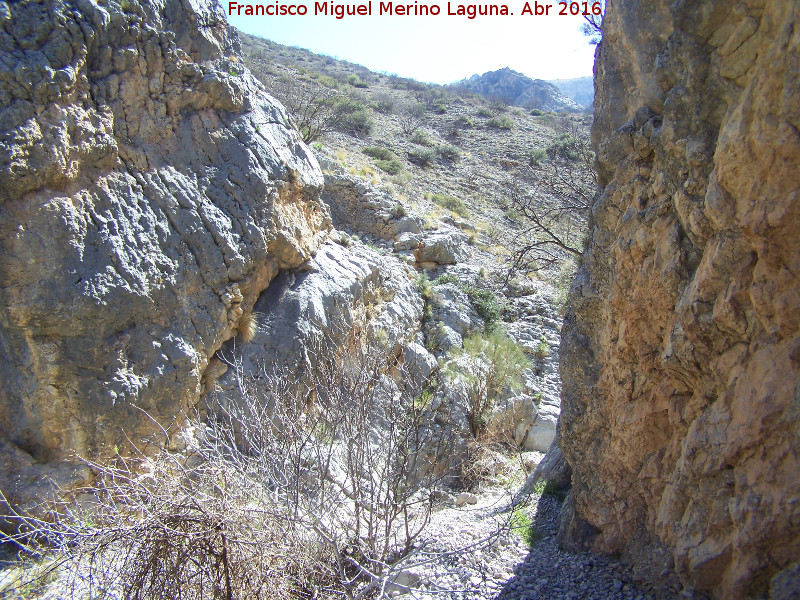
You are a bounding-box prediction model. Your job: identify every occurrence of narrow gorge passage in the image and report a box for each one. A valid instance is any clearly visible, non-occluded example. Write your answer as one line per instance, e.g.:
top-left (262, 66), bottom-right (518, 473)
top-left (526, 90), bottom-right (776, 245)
top-left (1, 1), bottom-right (797, 599)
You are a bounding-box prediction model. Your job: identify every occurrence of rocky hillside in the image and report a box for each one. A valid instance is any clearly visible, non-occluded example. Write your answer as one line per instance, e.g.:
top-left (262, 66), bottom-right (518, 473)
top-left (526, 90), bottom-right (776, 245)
top-left (0, 0), bottom-right (329, 503)
top-left (558, 1), bottom-right (800, 598)
top-left (0, 2), bottom-right (585, 514)
top-left (453, 67), bottom-right (583, 112)
top-left (240, 33), bottom-right (592, 280)
top-left (548, 76), bottom-right (594, 109)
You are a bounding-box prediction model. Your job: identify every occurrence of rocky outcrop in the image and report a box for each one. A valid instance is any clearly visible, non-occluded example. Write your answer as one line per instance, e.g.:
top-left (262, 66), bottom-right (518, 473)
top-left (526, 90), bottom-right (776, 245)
top-left (453, 67), bottom-right (582, 112)
top-left (0, 0), bottom-right (329, 501)
top-left (321, 173), bottom-right (423, 240)
top-left (558, 1), bottom-right (800, 598)
top-left (207, 240), bottom-right (424, 391)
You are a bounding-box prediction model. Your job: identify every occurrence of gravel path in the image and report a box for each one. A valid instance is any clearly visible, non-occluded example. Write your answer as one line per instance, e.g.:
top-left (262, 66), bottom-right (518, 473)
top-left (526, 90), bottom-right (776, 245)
top-left (393, 486), bottom-right (657, 600)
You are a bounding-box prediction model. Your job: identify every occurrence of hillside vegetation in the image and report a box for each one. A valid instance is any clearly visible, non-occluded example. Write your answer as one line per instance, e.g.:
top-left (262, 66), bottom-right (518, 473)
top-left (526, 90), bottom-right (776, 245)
top-left (240, 32), bottom-right (593, 284)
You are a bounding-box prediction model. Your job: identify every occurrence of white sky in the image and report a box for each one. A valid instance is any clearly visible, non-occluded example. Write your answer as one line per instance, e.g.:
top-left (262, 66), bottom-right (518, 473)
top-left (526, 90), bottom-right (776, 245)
top-left (227, 1), bottom-right (597, 84)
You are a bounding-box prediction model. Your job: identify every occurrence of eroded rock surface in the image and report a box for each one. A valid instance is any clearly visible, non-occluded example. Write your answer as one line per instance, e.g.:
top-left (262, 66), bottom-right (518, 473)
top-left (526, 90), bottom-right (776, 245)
top-left (559, 1), bottom-right (800, 598)
top-left (208, 240), bottom-right (423, 390)
top-left (0, 0), bottom-right (329, 500)
top-left (321, 173), bottom-right (423, 240)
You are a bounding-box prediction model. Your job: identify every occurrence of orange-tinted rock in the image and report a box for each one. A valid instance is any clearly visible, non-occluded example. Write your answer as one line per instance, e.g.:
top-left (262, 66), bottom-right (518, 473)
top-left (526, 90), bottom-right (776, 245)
top-left (558, 1), bottom-right (800, 598)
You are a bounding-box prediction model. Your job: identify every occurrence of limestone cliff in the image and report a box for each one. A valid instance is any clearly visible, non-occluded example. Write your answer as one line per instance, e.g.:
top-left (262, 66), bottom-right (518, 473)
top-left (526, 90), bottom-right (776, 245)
top-left (0, 0), bottom-right (329, 501)
top-left (558, 1), bottom-right (800, 598)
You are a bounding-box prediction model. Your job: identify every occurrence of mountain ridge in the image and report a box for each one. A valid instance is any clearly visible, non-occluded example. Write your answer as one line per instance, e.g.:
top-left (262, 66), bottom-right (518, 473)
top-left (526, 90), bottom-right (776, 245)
top-left (451, 67), bottom-right (583, 112)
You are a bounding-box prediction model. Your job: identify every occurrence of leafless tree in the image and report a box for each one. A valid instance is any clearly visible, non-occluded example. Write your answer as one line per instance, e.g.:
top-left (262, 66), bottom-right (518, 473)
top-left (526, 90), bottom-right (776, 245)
top-left (580, 1), bottom-right (604, 44)
top-left (269, 74), bottom-right (343, 144)
top-left (501, 118), bottom-right (598, 277)
top-left (397, 101), bottom-right (426, 135)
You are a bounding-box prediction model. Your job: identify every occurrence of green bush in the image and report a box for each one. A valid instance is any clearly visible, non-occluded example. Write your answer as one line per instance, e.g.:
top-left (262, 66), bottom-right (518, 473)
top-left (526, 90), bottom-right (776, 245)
top-left (529, 148), bottom-right (548, 166)
top-left (454, 115), bottom-right (474, 128)
top-left (475, 107), bottom-right (494, 118)
top-left (430, 273), bottom-right (505, 329)
top-left (534, 335), bottom-right (550, 360)
top-left (431, 100), bottom-right (448, 114)
top-left (347, 74), bottom-right (368, 88)
top-left (530, 108), bottom-right (544, 116)
top-left (510, 506), bottom-right (541, 547)
top-left (433, 273), bottom-right (460, 286)
top-left (312, 73), bottom-right (340, 89)
top-left (333, 99), bottom-right (373, 137)
top-left (430, 193), bottom-right (469, 218)
top-left (390, 203), bottom-right (408, 218)
top-left (450, 329), bottom-right (529, 436)
top-left (504, 208), bottom-right (521, 224)
top-left (463, 285), bottom-right (502, 329)
top-left (436, 144), bottom-right (461, 162)
top-left (546, 133), bottom-right (581, 160)
top-left (487, 115), bottom-right (515, 130)
top-left (408, 147), bottom-right (435, 167)
top-left (362, 146), bottom-right (394, 161)
top-left (390, 171), bottom-right (413, 188)
top-left (370, 94), bottom-right (394, 113)
top-left (410, 130), bottom-right (434, 146)
top-left (374, 158), bottom-right (403, 174)
top-left (415, 272), bottom-right (433, 299)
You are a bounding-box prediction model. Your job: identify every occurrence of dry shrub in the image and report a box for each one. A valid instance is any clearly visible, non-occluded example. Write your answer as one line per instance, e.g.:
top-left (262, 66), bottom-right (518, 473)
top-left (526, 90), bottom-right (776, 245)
top-left (1, 333), bottom-right (457, 600)
top-left (2, 448), bottom-right (336, 599)
top-left (237, 311), bottom-right (260, 342)
top-left (459, 440), bottom-right (516, 491)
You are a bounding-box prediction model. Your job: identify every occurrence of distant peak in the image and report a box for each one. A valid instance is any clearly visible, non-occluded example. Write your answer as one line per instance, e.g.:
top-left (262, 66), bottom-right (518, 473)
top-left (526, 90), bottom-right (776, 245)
top-left (451, 68), bottom-right (583, 112)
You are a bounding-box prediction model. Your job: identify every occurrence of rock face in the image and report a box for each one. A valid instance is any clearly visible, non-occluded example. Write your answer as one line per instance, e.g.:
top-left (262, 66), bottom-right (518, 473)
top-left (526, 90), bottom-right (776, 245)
top-left (0, 0), bottom-right (329, 498)
top-left (558, 1), bottom-right (800, 598)
top-left (321, 173), bottom-right (423, 240)
top-left (208, 241), bottom-right (424, 390)
top-left (453, 67), bottom-right (582, 112)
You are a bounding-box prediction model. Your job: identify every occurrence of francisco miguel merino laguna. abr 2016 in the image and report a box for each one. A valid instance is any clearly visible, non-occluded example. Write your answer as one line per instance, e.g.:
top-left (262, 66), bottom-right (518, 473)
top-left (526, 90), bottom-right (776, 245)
top-left (227, 2), bottom-right (513, 18)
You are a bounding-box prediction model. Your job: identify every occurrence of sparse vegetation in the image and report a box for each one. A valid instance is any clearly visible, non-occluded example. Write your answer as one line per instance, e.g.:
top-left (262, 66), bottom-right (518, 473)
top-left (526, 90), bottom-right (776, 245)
top-left (410, 130), bottom-right (435, 146)
top-left (501, 119), bottom-right (597, 278)
top-left (429, 193), bottom-right (469, 218)
top-left (370, 92), bottom-right (394, 113)
top-left (487, 115), bottom-right (515, 130)
top-left (398, 101), bottom-right (427, 134)
top-left (408, 147), bottom-right (435, 167)
top-left (455, 115), bottom-right (474, 128)
top-left (436, 144), bottom-right (461, 162)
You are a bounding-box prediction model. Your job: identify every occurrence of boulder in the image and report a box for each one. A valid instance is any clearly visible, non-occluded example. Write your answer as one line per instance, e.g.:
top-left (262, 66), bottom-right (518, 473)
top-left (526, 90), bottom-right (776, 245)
top-left (416, 228), bottom-right (469, 265)
top-left (0, 0), bottom-right (329, 496)
top-left (209, 241), bottom-right (423, 397)
top-left (321, 174), bottom-right (423, 239)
